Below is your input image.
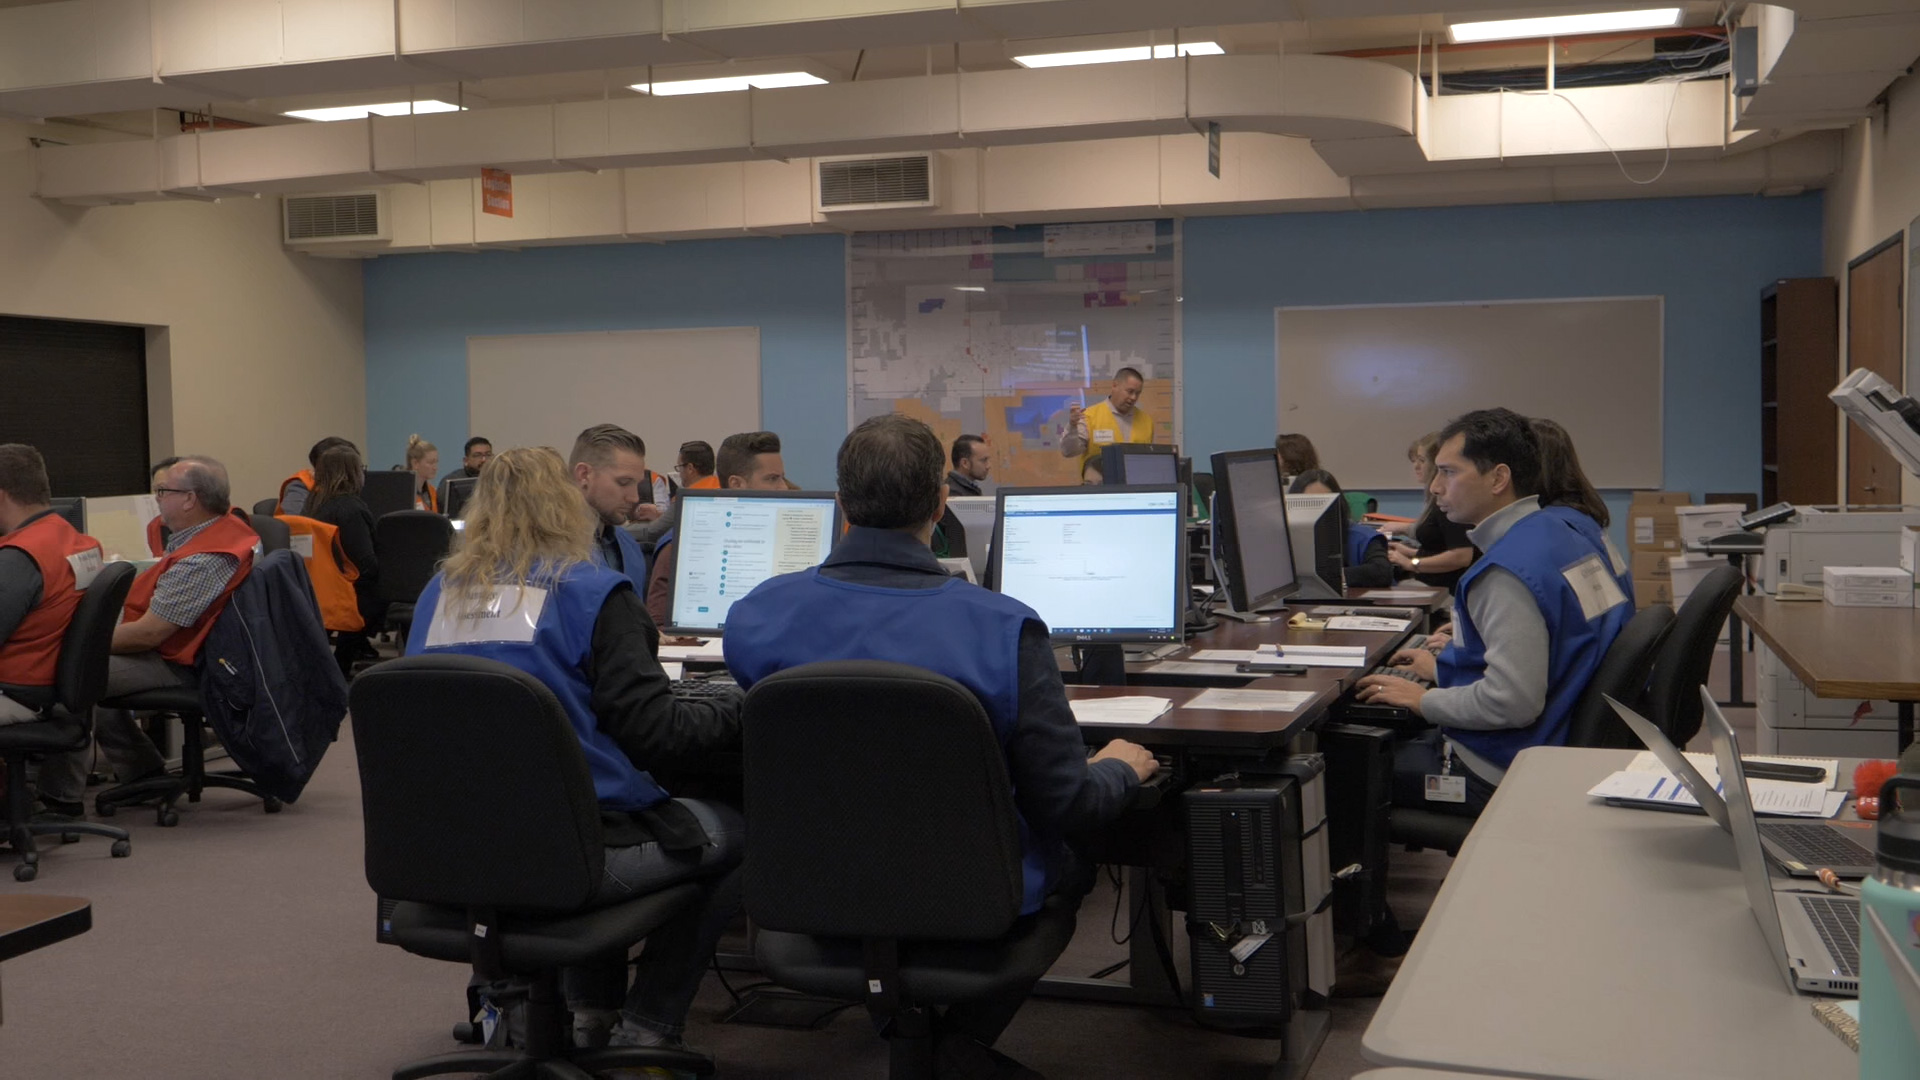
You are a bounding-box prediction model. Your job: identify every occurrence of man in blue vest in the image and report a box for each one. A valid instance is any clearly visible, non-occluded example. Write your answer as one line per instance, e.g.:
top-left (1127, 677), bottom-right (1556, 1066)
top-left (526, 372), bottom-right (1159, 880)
top-left (570, 423), bottom-right (655, 594)
top-left (1355, 408), bottom-right (1630, 815)
top-left (723, 413), bottom-right (1156, 1079)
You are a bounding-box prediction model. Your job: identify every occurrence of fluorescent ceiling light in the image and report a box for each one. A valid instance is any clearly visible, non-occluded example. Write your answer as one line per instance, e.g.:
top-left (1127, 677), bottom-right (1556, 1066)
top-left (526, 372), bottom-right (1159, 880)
top-left (1448, 8), bottom-right (1683, 44)
top-left (284, 100), bottom-right (463, 122)
top-left (632, 72), bottom-right (828, 95)
top-left (1012, 41), bottom-right (1224, 68)
top-left (953, 286), bottom-right (987, 292)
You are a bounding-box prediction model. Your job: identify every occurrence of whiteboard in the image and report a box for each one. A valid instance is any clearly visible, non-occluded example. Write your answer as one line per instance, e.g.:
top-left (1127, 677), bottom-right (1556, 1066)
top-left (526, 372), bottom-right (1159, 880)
top-left (1275, 298), bottom-right (1662, 490)
top-left (468, 328), bottom-right (760, 470)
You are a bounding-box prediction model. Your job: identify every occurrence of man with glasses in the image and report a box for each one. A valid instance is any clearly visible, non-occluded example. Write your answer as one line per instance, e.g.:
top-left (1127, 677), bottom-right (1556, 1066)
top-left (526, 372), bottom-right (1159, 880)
top-left (38, 456), bottom-right (258, 819)
top-left (673, 441), bottom-right (717, 492)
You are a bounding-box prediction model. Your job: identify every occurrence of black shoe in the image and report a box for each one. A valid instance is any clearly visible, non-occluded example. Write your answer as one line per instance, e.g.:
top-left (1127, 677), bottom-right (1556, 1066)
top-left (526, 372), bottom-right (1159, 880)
top-left (32, 796), bottom-right (85, 822)
top-left (934, 1033), bottom-right (1043, 1080)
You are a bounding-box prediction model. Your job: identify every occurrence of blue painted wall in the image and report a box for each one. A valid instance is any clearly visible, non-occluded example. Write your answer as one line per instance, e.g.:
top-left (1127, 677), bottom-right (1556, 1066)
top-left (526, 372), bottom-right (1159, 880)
top-left (363, 195), bottom-right (1824, 533)
top-left (362, 234), bottom-right (847, 487)
top-left (1181, 194), bottom-right (1827, 529)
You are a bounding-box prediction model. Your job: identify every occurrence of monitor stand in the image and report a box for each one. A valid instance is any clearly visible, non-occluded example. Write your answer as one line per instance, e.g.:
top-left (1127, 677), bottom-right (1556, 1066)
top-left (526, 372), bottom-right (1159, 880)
top-left (1215, 605), bottom-right (1285, 624)
top-left (1076, 644), bottom-right (1128, 687)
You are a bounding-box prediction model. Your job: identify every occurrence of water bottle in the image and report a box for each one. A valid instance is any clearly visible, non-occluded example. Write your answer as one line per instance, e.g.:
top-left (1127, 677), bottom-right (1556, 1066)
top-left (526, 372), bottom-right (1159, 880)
top-left (1859, 775), bottom-right (1920, 1079)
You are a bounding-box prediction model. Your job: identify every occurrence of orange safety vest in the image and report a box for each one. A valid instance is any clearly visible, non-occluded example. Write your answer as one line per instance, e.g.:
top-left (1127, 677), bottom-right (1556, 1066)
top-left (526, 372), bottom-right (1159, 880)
top-left (0, 513), bottom-right (104, 688)
top-left (144, 515), bottom-right (165, 557)
top-left (276, 515), bottom-right (363, 632)
top-left (413, 480), bottom-right (439, 514)
top-left (690, 475), bottom-right (721, 490)
top-left (123, 512), bottom-right (258, 666)
top-left (276, 469), bottom-right (316, 514)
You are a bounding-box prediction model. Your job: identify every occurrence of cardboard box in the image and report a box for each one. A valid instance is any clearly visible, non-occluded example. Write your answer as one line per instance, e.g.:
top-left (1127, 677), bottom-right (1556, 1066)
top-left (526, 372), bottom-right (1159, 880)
top-left (1824, 566), bottom-right (1912, 591)
top-left (1629, 505), bottom-right (1681, 550)
top-left (1634, 577), bottom-right (1674, 607)
top-left (1630, 491), bottom-right (1692, 507)
top-left (1674, 504), bottom-right (1744, 546)
top-left (1631, 550), bottom-right (1672, 579)
top-left (1669, 554), bottom-right (1720, 607)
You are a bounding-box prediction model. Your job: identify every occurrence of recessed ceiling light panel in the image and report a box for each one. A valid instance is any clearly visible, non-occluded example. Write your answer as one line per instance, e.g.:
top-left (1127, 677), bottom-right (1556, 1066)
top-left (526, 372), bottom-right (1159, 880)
top-left (631, 72), bottom-right (828, 95)
top-left (1012, 41), bottom-right (1224, 69)
top-left (284, 100), bottom-right (462, 122)
top-left (1447, 8), bottom-right (1683, 45)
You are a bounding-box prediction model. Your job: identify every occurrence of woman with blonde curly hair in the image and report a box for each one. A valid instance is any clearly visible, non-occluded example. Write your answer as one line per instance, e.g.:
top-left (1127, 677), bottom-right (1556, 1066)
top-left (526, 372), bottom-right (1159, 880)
top-left (406, 445), bottom-right (743, 1058)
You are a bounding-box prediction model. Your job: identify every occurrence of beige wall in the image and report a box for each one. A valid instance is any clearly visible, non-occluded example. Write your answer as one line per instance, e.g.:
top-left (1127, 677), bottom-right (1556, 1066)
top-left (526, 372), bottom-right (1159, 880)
top-left (0, 121), bottom-right (365, 507)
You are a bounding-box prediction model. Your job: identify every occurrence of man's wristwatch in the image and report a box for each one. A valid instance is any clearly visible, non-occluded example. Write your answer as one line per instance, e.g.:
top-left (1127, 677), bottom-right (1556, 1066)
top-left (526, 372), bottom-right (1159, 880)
top-left (1411, 557), bottom-right (1422, 571)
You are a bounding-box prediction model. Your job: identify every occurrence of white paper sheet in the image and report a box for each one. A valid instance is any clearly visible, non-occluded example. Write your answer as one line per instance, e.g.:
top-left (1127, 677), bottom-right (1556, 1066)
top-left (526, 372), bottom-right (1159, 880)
top-left (661, 662), bottom-right (684, 681)
top-left (1587, 771), bottom-right (1846, 818)
top-left (1185, 688), bottom-right (1317, 712)
top-left (1624, 750), bottom-right (1837, 790)
top-left (1324, 616), bottom-right (1412, 633)
top-left (1187, 649), bottom-right (1265, 664)
top-left (1069, 697), bottom-right (1174, 725)
top-left (658, 638), bottom-right (725, 661)
top-left (1145, 660), bottom-right (1250, 676)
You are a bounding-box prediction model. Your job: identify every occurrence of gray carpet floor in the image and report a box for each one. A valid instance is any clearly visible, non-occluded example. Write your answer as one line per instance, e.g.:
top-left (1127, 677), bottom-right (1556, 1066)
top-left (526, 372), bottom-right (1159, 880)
top-left (0, 647), bottom-right (1754, 1079)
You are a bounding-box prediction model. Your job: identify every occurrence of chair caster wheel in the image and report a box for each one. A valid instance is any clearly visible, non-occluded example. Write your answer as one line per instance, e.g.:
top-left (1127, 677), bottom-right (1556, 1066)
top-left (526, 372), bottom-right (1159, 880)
top-left (14, 861), bottom-right (37, 882)
top-left (110, 840), bottom-right (132, 858)
top-left (157, 808), bottom-right (180, 828)
top-left (97, 803), bottom-right (116, 818)
top-left (60, 832), bottom-right (79, 844)
top-left (264, 797), bottom-right (283, 813)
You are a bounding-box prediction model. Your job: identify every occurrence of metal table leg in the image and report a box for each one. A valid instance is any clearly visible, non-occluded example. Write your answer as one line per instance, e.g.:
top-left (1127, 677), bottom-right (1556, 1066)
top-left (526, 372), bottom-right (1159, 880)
top-left (1717, 553), bottom-right (1749, 708)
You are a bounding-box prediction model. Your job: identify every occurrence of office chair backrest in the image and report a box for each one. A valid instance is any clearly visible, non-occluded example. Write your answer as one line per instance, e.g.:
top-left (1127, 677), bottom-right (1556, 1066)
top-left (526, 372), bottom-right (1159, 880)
top-left (742, 660), bottom-right (1025, 941)
top-left (55, 561), bottom-right (136, 717)
top-left (374, 511), bottom-right (455, 605)
top-left (249, 513), bottom-right (291, 554)
top-left (1565, 603), bottom-right (1675, 749)
top-left (1642, 564), bottom-right (1743, 747)
top-left (349, 655), bottom-right (605, 913)
top-left (252, 497), bottom-right (279, 516)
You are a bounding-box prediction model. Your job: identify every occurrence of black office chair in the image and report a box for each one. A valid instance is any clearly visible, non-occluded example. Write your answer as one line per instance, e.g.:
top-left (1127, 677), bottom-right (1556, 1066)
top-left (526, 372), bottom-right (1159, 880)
top-left (742, 661), bottom-right (1080, 1080)
top-left (249, 513), bottom-right (291, 554)
top-left (252, 497), bottom-right (279, 516)
top-left (1639, 565), bottom-right (1743, 748)
top-left (0, 562), bottom-right (136, 881)
top-left (373, 511), bottom-right (454, 640)
top-left (1391, 603), bottom-right (1675, 856)
top-left (350, 655), bottom-right (714, 1080)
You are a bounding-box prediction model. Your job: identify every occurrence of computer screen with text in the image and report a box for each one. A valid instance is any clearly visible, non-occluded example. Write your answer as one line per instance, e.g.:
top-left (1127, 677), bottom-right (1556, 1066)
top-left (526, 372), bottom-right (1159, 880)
top-left (670, 491), bottom-right (840, 634)
top-left (993, 487), bottom-right (1183, 642)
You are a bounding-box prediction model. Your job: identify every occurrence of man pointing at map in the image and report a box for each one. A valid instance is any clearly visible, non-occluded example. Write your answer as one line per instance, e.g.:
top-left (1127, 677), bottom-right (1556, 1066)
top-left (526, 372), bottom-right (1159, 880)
top-left (1060, 366), bottom-right (1154, 469)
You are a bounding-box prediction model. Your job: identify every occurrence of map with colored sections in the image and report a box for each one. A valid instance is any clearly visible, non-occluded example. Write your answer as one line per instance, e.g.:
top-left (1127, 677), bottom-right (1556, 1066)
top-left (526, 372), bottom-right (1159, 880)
top-left (848, 222), bottom-right (1180, 488)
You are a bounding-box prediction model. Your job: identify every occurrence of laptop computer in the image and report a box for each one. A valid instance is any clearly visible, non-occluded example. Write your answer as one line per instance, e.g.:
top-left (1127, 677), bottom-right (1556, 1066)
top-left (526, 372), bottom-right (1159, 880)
top-left (1603, 695), bottom-right (1876, 878)
top-left (1704, 687), bottom-right (1861, 997)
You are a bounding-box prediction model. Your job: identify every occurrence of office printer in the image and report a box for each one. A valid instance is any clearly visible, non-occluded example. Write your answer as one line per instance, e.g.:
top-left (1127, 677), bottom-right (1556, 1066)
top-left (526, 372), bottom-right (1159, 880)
top-left (1760, 509), bottom-right (1920, 593)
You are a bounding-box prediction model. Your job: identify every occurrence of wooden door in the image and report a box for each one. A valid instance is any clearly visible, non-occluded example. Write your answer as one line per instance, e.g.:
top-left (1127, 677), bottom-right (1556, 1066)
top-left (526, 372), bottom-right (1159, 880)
top-left (1847, 235), bottom-right (1905, 505)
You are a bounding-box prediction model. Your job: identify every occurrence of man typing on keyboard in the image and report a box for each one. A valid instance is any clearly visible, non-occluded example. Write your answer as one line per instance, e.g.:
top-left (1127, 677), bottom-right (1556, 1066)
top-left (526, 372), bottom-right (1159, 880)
top-left (1354, 409), bottom-right (1630, 816)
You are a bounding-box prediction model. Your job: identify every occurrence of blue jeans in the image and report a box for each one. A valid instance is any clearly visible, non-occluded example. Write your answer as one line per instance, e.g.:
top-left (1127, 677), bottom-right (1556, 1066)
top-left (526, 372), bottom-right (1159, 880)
top-left (567, 798), bottom-right (745, 1039)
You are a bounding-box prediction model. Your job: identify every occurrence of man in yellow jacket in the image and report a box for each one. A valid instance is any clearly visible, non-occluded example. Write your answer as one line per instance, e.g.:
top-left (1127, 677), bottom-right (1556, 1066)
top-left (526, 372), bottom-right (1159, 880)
top-left (1060, 366), bottom-right (1153, 469)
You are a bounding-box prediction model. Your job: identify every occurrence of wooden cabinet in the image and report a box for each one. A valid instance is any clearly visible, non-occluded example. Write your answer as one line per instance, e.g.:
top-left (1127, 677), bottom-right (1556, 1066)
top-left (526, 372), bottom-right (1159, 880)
top-left (1760, 278), bottom-right (1839, 506)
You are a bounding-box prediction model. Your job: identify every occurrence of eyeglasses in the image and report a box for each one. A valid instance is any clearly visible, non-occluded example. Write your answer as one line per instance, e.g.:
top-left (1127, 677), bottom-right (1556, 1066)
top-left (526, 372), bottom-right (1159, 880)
top-left (152, 486), bottom-right (192, 499)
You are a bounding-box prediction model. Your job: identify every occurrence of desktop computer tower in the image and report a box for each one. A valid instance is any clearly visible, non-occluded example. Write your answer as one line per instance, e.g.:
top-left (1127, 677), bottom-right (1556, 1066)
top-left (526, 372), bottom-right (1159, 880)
top-left (1184, 758), bottom-right (1333, 1029)
top-left (1319, 724), bottom-right (1395, 944)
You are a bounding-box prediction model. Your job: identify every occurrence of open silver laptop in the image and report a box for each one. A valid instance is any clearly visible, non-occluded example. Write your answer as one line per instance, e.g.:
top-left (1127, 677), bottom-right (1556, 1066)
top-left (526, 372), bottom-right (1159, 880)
top-left (1603, 695), bottom-right (1875, 878)
top-left (1704, 688), bottom-right (1861, 997)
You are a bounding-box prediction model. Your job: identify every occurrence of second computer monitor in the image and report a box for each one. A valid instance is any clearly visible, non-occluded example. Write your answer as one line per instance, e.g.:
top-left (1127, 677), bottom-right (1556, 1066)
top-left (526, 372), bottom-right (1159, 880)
top-left (668, 489), bottom-right (842, 635)
top-left (442, 476), bottom-right (479, 520)
top-left (1100, 444), bottom-right (1179, 487)
top-left (990, 486), bottom-right (1185, 643)
top-left (1285, 491), bottom-right (1347, 600)
top-left (1208, 449), bottom-right (1298, 614)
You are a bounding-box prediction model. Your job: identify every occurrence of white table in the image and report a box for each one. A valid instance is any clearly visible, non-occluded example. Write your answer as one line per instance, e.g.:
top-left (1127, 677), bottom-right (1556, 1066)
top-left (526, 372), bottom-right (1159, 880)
top-left (1363, 746), bottom-right (1858, 1079)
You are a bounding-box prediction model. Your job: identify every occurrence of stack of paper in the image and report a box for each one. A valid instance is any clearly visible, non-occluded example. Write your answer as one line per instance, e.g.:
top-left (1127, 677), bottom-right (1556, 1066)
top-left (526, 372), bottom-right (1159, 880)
top-left (1185, 688), bottom-right (1316, 712)
top-left (1259, 643), bottom-right (1368, 668)
top-left (1325, 615), bottom-right (1412, 632)
top-left (1069, 697), bottom-right (1173, 726)
top-left (1586, 771), bottom-right (1847, 818)
top-left (1624, 750), bottom-right (1837, 789)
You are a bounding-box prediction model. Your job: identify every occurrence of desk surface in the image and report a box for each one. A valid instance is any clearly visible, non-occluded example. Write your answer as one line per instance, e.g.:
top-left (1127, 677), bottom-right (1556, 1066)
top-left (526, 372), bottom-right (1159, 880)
top-left (1362, 746), bottom-right (1857, 1080)
top-left (1735, 594), bottom-right (1920, 699)
top-left (1065, 682), bottom-right (1339, 749)
top-left (0, 895), bottom-right (90, 964)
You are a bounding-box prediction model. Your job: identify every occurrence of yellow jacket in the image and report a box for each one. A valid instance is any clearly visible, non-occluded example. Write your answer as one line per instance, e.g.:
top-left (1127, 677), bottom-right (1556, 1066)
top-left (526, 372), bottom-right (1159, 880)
top-left (1072, 399), bottom-right (1155, 467)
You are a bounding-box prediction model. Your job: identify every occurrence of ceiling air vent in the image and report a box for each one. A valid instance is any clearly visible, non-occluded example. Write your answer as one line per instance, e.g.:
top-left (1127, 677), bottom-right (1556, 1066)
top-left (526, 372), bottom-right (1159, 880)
top-left (816, 153), bottom-right (941, 213)
top-left (283, 191), bottom-right (387, 245)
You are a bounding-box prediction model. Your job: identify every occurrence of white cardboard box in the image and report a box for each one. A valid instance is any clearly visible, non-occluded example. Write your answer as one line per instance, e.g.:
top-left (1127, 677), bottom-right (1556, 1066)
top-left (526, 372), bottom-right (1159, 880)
top-left (1823, 565), bottom-right (1912, 590)
top-left (1667, 553), bottom-right (1720, 607)
top-left (1824, 583), bottom-right (1914, 607)
top-left (1674, 503), bottom-right (1744, 546)
top-left (1900, 527), bottom-right (1920, 579)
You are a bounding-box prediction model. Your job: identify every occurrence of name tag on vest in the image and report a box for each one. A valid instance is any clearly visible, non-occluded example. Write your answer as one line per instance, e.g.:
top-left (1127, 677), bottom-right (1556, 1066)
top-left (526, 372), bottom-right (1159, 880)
top-left (66, 549), bottom-right (103, 590)
top-left (425, 585), bottom-right (548, 648)
top-left (1563, 554), bottom-right (1628, 621)
top-left (290, 533), bottom-right (315, 559)
top-left (1092, 428), bottom-right (1115, 446)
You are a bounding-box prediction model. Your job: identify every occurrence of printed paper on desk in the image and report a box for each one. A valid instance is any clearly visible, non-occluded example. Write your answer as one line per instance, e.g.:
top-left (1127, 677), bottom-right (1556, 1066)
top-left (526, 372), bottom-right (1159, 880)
top-left (1146, 660), bottom-right (1247, 676)
top-left (1361, 589), bottom-right (1441, 602)
top-left (1069, 697), bottom-right (1173, 725)
top-left (1625, 750), bottom-right (1837, 791)
top-left (1188, 649), bottom-right (1265, 664)
top-left (658, 638), bottom-right (725, 661)
top-left (1324, 615), bottom-right (1412, 633)
top-left (1587, 771), bottom-right (1843, 817)
top-left (1184, 688), bottom-right (1316, 712)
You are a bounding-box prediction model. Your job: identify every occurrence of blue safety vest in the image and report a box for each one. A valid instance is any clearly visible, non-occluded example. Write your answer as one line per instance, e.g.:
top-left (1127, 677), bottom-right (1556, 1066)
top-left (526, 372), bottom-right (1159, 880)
top-left (1437, 509), bottom-right (1632, 771)
top-left (594, 524), bottom-right (651, 594)
top-left (723, 568), bottom-right (1055, 914)
top-left (1539, 504), bottom-right (1634, 603)
top-left (1347, 524), bottom-right (1386, 568)
top-left (407, 564), bottom-right (672, 812)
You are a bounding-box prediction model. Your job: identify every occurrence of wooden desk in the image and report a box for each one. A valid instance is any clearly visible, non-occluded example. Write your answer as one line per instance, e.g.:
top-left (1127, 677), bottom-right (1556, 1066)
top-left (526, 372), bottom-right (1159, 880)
top-left (0, 894), bottom-right (90, 1025)
top-left (1107, 621), bottom-right (1407, 693)
top-left (1735, 594), bottom-right (1920, 751)
top-left (1066, 682), bottom-right (1340, 749)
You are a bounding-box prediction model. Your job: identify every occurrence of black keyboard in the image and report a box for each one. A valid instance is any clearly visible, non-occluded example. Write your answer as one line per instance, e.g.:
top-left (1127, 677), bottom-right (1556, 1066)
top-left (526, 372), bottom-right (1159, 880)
top-left (1367, 664), bottom-right (1433, 688)
top-left (1764, 823), bottom-right (1874, 867)
top-left (670, 679), bottom-right (738, 701)
top-left (1798, 895), bottom-right (1860, 976)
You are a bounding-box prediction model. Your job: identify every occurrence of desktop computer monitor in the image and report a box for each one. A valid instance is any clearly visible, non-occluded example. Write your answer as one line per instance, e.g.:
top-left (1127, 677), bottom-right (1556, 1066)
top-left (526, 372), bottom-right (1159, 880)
top-left (48, 497), bottom-right (85, 534)
top-left (361, 470), bottom-right (419, 519)
top-left (1208, 449), bottom-right (1298, 616)
top-left (1284, 492), bottom-right (1347, 600)
top-left (990, 486), bottom-right (1186, 646)
top-left (1101, 444), bottom-right (1179, 487)
top-left (442, 476), bottom-right (479, 520)
top-left (668, 489), bottom-right (841, 635)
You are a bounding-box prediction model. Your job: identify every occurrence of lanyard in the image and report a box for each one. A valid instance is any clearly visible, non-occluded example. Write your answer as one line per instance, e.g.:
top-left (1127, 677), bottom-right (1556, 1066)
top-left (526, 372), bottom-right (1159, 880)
top-left (1441, 740), bottom-right (1455, 777)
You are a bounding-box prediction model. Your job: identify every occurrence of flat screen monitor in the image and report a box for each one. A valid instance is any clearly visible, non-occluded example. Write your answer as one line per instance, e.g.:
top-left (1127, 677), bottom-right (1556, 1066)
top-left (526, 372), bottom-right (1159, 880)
top-left (1208, 449), bottom-right (1298, 614)
top-left (990, 486), bottom-right (1185, 643)
top-left (1284, 491), bottom-right (1347, 600)
top-left (668, 489), bottom-right (841, 635)
top-left (48, 497), bottom-right (85, 534)
top-left (362, 470), bottom-right (418, 519)
top-left (1100, 444), bottom-right (1179, 487)
top-left (944, 495), bottom-right (998, 583)
top-left (442, 476), bottom-right (478, 520)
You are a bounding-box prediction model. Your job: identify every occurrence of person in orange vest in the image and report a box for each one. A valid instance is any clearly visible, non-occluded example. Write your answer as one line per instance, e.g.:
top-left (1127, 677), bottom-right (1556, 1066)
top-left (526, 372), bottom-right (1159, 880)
top-left (39, 456), bottom-right (257, 819)
top-left (305, 444), bottom-right (383, 674)
top-left (277, 436), bottom-right (357, 516)
top-left (0, 444), bottom-right (105, 728)
top-left (404, 434), bottom-right (439, 513)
